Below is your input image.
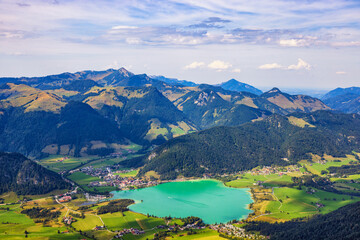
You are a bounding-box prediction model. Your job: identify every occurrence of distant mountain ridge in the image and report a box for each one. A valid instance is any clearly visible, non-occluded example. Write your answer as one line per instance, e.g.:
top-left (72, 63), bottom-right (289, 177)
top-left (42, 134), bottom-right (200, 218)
top-left (322, 87), bottom-right (360, 100)
top-left (322, 87), bottom-right (360, 114)
top-left (261, 87), bottom-right (330, 113)
top-left (151, 75), bottom-right (198, 87)
top-left (219, 79), bottom-right (263, 95)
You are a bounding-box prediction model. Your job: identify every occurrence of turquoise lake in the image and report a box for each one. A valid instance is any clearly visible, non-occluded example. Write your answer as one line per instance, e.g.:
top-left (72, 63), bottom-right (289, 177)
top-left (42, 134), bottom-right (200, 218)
top-left (110, 180), bottom-right (253, 224)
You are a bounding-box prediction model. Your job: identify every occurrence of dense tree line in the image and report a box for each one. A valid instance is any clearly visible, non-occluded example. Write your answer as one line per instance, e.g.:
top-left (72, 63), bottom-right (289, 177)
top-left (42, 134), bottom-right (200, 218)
top-left (0, 152), bottom-right (70, 195)
top-left (244, 201), bottom-right (360, 240)
top-left (97, 199), bottom-right (134, 214)
top-left (21, 207), bottom-right (61, 220)
top-left (182, 216), bottom-right (205, 227)
top-left (328, 164), bottom-right (360, 175)
top-left (141, 111), bottom-right (360, 179)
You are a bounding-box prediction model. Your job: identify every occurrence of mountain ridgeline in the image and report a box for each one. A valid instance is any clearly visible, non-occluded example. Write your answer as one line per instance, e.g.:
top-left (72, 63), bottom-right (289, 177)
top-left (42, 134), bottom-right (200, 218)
top-left (140, 111), bottom-right (360, 179)
top-left (0, 68), bottom-right (333, 158)
top-left (322, 87), bottom-right (360, 114)
top-left (0, 152), bottom-right (70, 195)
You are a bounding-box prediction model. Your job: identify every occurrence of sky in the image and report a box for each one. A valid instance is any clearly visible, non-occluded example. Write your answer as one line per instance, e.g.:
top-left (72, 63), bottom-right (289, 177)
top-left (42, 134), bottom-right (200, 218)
top-left (0, 0), bottom-right (359, 89)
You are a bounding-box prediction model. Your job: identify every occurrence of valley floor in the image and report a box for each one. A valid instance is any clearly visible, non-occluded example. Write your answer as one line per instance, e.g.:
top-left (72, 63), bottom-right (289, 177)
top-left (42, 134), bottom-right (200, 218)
top-left (1, 153), bottom-right (360, 239)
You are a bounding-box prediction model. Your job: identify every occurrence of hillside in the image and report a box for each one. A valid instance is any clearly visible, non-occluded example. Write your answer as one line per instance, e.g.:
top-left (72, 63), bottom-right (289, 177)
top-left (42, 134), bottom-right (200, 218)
top-left (323, 93), bottom-right (360, 114)
top-left (80, 86), bottom-right (197, 144)
top-left (151, 75), bottom-right (198, 87)
top-left (245, 201), bottom-right (360, 240)
top-left (140, 111), bottom-right (360, 179)
top-left (262, 88), bottom-right (330, 113)
top-left (322, 87), bottom-right (360, 100)
top-left (173, 86), bottom-right (284, 129)
top-left (0, 101), bottom-right (127, 158)
top-left (219, 79), bottom-right (263, 95)
top-left (0, 152), bottom-right (70, 195)
top-left (322, 87), bottom-right (360, 114)
top-left (0, 85), bottom-right (197, 157)
top-left (0, 83), bottom-right (66, 113)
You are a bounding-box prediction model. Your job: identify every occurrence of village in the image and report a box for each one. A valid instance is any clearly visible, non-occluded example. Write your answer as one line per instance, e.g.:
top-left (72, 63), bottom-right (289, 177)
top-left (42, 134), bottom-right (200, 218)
top-left (211, 224), bottom-right (265, 239)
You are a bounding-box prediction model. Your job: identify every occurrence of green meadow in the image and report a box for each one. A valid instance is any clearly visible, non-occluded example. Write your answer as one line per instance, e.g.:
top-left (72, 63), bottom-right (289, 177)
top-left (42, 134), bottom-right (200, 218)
top-left (265, 187), bottom-right (359, 220)
top-left (37, 155), bottom-right (96, 173)
top-left (303, 155), bottom-right (356, 176)
top-left (67, 172), bottom-right (100, 186)
top-left (226, 173), bottom-right (293, 188)
top-left (114, 169), bottom-right (139, 177)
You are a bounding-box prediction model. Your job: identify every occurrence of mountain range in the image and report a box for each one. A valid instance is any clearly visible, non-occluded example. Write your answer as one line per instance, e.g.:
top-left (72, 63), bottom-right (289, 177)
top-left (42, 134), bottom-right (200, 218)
top-left (0, 67), bottom-right (343, 159)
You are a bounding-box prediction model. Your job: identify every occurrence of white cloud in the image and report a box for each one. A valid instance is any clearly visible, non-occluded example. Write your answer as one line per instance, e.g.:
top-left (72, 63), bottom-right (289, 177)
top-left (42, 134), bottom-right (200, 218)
top-left (336, 71), bottom-right (347, 75)
top-left (287, 58), bottom-right (311, 70)
top-left (111, 25), bottom-right (138, 30)
top-left (126, 37), bottom-right (142, 44)
top-left (258, 63), bottom-right (283, 70)
top-left (208, 60), bottom-right (232, 71)
top-left (184, 61), bottom-right (205, 69)
top-left (259, 58), bottom-right (311, 71)
top-left (279, 39), bottom-right (307, 47)
top-left (232, 68), bottom-right (241, 73)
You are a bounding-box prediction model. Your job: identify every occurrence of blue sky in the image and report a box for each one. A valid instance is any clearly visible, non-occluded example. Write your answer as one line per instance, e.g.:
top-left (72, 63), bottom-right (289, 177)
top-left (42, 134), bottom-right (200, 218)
top-left (0, 0), bottom-right (359, 89)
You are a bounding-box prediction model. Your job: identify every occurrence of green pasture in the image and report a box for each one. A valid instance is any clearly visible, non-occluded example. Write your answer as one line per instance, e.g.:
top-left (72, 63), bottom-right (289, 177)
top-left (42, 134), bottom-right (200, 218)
top-left (67, 172), bottom-right (100, 186)
top-left (37, 155), bottom-right (95, 173)
top-left (266, 187), bottom-right (359, 220)
top-left (114, 169), bottom-right (139, 177)
top-left (226, 173), bottom-right (293, 188)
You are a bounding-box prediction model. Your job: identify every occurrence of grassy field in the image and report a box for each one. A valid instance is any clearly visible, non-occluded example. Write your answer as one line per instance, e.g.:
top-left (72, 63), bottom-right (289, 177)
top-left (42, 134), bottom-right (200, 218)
top-left (114, 169), bottom-right (139, 177)
top-left (67, 172), bottom-right (100, 186)
top-left (265, 187), bottom-right (359, 220)
top-left (81, 154), bottom-right (145, 169)
top-left (226, 173), bottom-right (293, 188)
top-left (302, 154), bottom-right (357, 176)
top-left (0, 204), bottom-right (82, 239)
top-left (37, 155), bottom-right (96, 173)
top-left (101, 211), bottom-right (165, 231)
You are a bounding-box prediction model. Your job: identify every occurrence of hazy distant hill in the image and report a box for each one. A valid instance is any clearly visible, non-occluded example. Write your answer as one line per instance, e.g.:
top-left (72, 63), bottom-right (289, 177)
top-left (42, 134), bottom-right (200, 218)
top-left (322, 87), bottom-right (360, 114)
top-left (151, 75), bottom-right (198, 87)
top-left (0, 152), bottom-right (70, 195)
top-left (322, 87), bottom-right (360, 100)
top-left (219, 79), bottom-right (263, 95)
top-left (261, 87), bottom-right (330, 113)
top-left (140, 111), bottom-right (360, 179)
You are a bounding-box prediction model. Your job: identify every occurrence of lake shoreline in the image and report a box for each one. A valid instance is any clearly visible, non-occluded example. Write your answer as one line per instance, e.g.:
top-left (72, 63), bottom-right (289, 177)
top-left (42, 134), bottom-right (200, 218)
top-left (109, 179), bottom-right (254, 224)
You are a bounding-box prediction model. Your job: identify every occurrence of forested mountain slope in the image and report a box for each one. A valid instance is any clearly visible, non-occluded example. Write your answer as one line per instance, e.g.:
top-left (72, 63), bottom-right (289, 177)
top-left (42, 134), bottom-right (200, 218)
top-left (0, 152), bottom-right (70, 195)
top-left (141, 111), bottom-right (360, 179)
top-left (245, 201), bottom-right (360, 240)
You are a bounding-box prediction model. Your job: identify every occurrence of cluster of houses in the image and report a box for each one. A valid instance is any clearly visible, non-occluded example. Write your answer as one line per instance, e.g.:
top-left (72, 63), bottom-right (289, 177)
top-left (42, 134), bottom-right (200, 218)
top-left (55, 188), bottom-right (77, 202)
top-left (113, 228), bottom-right (145, 238)
top-left (211, 224), bottom-right (265, 239)
top-left (250, 165), bottom-right (300, 176)
top-left (63, 216), bottom-right (74, 225)
top-left (84, 193), bottom-right (107, 202)
top-left (168, 223), bottom-right (206, 231)
top-left (94, 225), bottom-right (106, 231)
top-left (58, 195), bottom-right (72, 203)
top-left (56, 156), bottom-right (69, 162)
